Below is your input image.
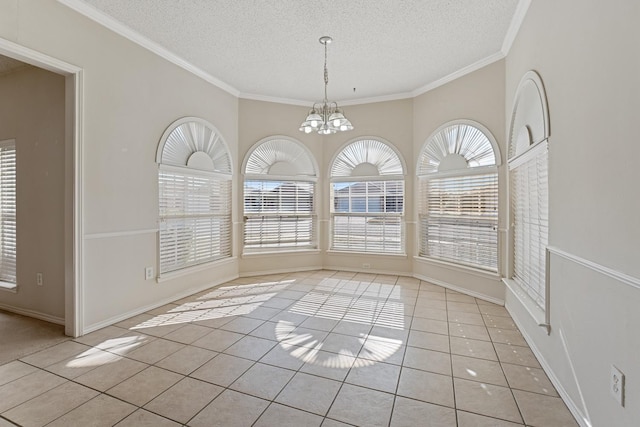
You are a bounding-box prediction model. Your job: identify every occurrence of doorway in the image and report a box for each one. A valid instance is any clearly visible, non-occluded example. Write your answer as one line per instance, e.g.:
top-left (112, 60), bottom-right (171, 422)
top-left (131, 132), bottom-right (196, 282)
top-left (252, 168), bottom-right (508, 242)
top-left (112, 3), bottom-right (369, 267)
top-left (0, 38), bottom-right (83, 337)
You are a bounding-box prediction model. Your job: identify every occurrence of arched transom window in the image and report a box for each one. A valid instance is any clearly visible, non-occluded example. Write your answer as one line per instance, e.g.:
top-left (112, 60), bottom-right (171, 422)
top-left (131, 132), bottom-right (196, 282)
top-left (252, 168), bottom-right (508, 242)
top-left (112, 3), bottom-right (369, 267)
top-left (156, 117), bottom-right (233, 275)
top-left (330, 138), bottom-right (405, 254)
top-left (242, 137), bottom-right (318, 252)
top-left (509, 71), bottom-right (550, 314)
top-left (417, 121), bottom-right (500, 271)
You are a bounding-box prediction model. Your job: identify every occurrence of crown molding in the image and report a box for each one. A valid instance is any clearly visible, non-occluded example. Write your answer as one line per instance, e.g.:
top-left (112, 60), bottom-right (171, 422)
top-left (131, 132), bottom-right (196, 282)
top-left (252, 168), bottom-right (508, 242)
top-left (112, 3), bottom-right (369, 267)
top-left (57, 0), bottom-right (240, 97)
top-left (501, 0), bottom-right (532, 55)
top-left (239, 90), bottom-right (415, 108)
top-left (238, 92), bottom-right (310, 107)
top-left (339, 91), bottom-right (415, 106)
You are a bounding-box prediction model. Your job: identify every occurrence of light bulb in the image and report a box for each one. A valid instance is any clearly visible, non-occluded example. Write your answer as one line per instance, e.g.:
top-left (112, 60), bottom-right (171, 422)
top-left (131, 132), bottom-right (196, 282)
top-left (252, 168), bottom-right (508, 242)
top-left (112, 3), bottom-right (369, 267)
top-left (305, 126), bottom-right (312, 133)
top-left (311, 120), bottom-right (319, 127)
top-left (333, 119), bottom-right (341, 127)
top-left (340, 125), bottom-right (347, 131)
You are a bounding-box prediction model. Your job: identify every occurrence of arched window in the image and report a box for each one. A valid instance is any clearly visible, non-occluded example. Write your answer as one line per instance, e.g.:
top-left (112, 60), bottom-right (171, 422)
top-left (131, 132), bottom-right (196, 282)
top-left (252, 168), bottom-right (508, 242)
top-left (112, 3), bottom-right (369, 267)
top-left (242, 137), bottom-right (318, 252)
top-left (156, 117), bottom-right (232, 275)
top-left (508, 71), bottom-right (550, 314)
top-left (417, 121), bottom-right (501, 271)
top-left (330, 138), bottom-right (405, 254)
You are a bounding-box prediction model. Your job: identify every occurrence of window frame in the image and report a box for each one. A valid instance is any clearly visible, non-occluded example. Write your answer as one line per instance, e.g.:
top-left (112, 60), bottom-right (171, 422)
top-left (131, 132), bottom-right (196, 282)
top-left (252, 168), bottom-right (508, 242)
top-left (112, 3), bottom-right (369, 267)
top-left (329, 138), bottom-right (406, 255)
top-left (242, 136), bottom-right (319, 254)
top-left (0, 139), bottom-right (16, 291)
top-left (416, 120), bottom-right (501, 273)
top-left (504, 70), bottom-right (551, 332)
top-left (156, 117), bottom-right (233, 278)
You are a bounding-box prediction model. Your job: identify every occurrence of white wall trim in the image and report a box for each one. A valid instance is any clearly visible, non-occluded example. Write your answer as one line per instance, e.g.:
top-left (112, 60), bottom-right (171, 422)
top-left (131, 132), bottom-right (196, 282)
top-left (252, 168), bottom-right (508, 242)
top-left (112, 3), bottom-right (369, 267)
top-left (82, 272), bottom-right (238, 334)
top-left (238, 92), bottom-right (310, 107)
top-left (411, 52), bottom-right (505, 98)
top-left (506, 300), bottom-right (591, 427)
top-left (70, 70), bottom-right (84, 338)
top-left (57, 0), bottom-right (240, 97)
top-left (0, 38), bottom-right (82, 74)
top-left (501, 0), bottom-right (532, 55)
top-left (84, 228), bottom-right (158, 240)
top-left (548, 246), bottom-right (640, 291)
top-left (414, 273), bottom-right (505, 305)
top-left (0, 303), bottom-right (65, 325)
top-left (239, 265), bottom-right (324, 278)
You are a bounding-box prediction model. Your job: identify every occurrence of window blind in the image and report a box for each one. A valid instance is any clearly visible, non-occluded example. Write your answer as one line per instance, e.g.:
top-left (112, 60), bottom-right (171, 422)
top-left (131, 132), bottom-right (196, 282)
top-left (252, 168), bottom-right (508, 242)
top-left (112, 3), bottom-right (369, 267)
top-left (331, 180), bottom-right (404, 253)
top-left (159, 169), bottom-right (231, 274)
top-left (0, 142), bottom-right (16, 284)
top-left (419, 173), bottom-right (498, 271)
top-left (243, 180), bottom-right (316, 250)
top-left (510, 141), bottom-right (548, 309)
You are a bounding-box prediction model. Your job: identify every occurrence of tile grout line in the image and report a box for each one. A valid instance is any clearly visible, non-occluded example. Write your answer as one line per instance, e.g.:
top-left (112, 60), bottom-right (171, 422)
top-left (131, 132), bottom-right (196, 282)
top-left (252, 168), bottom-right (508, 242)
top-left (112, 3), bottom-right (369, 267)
top-left (481, 298), bottom-right (527, 426)
top-left (444, 288), bottom-right (459, 427)
top-left (3, 270), bottom-right (563, 427)
top-left (387, 276), bottom-right (412, 427)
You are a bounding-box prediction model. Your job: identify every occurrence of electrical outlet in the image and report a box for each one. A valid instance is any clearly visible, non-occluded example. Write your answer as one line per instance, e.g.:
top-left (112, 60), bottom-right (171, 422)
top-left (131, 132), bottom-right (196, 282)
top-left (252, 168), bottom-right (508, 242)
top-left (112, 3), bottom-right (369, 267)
top-left (362, 263), bottom-right (371, 269)
top-left (36, 273), bottom-right (43, 286)
top-left (611, 365), bottom-right (625, 406)
top-left (145, 267), bottom-right (154, 281)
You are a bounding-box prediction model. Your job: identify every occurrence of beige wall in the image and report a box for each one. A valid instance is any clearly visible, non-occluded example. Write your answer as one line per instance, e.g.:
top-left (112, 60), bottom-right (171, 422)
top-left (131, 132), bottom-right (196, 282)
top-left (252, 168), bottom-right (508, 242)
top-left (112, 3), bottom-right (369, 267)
top-left (323, 99), bottom-right (414, 274)
top-left (0, 65), bottom-right (66, 320)
top-left (505, 1), bottom-right (640, 426)
top-left (1, 0), bottom-right (240, 331)
top-left (413, 59), bottom-right (506, 302)
top-left (237, 98), bottom-right (416, 276)
top-left (237, 99), bottom-right (324, 275)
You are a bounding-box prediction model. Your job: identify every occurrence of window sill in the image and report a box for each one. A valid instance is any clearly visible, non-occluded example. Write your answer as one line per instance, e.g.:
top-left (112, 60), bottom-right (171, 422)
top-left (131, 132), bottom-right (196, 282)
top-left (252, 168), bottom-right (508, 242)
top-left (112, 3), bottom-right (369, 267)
top-left (326, 250), bottom-right (407, 258)
top-left (0, 281), bottom-right (17, 293)
top-left (413, 256), bottom-right (500, 280)
top-left (503, 278), bottom-right (550, 334)
top-left (242, 249), bottom-right (320, 258)
top-left (157, 257), bottom-right (237, 283)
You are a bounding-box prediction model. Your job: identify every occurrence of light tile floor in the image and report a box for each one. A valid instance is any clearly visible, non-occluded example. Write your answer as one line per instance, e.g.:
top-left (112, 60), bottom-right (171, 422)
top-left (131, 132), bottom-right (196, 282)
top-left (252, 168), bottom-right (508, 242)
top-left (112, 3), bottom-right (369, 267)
top-left (0, 270), bottom-right (579, 426)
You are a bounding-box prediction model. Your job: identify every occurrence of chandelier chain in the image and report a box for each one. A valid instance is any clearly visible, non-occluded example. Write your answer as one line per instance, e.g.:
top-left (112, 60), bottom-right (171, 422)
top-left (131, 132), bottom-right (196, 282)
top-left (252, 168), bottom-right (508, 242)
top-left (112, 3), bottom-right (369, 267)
top-left (324, 41), bottom-right (329, 102)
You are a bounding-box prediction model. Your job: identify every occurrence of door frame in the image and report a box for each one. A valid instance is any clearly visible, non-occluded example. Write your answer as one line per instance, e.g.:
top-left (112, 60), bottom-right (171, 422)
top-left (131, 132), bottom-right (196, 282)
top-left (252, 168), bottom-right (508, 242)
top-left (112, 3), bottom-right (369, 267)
top-left (0, 37), bottom-right (84, 337)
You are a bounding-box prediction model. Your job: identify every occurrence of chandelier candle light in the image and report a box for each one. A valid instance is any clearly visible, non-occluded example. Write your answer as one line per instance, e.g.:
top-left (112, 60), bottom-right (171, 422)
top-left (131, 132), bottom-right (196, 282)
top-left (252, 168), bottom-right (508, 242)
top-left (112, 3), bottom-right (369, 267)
top-left (299, 36), bottom-right (354, 135)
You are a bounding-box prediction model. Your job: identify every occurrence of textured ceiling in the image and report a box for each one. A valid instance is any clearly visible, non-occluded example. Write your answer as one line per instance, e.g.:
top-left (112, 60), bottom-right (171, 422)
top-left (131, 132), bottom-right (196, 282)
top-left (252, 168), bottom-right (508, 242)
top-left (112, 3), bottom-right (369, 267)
top-left (77, 0), bottom-right (524, 104)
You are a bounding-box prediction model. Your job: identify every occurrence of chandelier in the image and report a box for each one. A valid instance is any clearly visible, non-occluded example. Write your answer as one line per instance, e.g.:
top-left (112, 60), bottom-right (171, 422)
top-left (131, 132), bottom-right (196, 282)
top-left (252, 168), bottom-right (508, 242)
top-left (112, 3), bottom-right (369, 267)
top-left (299, 36), bottom-right (354, 135)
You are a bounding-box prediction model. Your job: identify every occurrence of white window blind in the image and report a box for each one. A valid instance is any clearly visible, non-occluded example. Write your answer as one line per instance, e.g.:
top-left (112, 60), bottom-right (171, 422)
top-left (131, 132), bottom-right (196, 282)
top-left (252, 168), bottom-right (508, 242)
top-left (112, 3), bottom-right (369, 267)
top-left (159, 169), bottom-right (231, 274)
top-left (331, 180), bottom-right (404, 253)
top-left (0, 141), bottom-right (16, 285)
top-left (417, 122), bottom-right (500, 272)
top-left (244, 180), bottom-right (316, 250)
top-left (510, 141), bottom-right (549, 309)
top-left (419, 173), bottom-right (498, 271)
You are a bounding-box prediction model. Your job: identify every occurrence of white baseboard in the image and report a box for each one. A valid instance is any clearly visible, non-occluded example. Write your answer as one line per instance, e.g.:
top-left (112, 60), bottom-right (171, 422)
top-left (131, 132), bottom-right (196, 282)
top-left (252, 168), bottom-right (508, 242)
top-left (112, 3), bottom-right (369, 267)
top-left (413, 273), bottom-right (504, 305)
top-left (322, 266), bottom-right (414, 277)
top-left (240, 265), bottom-right (324, 278)
top-left (506, 293), bottom-right (590, 427)
top-left (0, 303), bottom-right (65, 325)
top-left (82, 273), bottom-right (238, 335)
